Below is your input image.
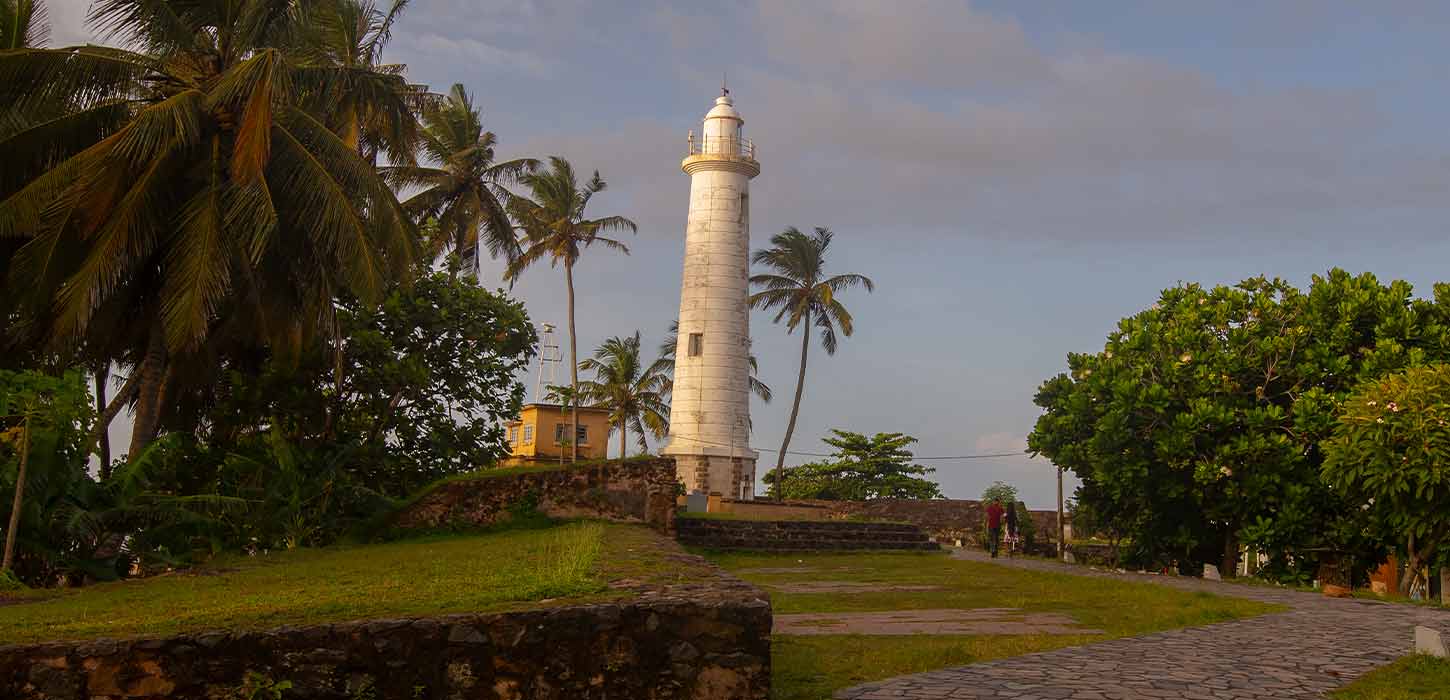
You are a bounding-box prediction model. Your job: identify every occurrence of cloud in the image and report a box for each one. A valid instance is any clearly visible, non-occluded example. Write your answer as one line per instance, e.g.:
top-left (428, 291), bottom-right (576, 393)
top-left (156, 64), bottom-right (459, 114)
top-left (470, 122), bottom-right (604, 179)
top-left (394, 33), bottom-right (554, 77)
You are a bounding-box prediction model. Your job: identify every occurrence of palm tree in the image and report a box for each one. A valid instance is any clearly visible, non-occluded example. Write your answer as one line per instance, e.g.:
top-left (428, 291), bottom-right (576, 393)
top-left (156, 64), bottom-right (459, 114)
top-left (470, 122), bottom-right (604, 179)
top-left (1, 0), bottom-right (48, 50)
top-left (505, 157), bottom-right (636, 462)
top-left (577, 332), bottom-right (669, 459)
top-left (384, 83), bottom-right (536, 278)
top-left (0, 0), bottom-right (418, 458)
top-left (654, 319), bottom-right (772, 404)
top-left (302, 0), bottom-right (425, 162)
top-left (749, 226), bottom-right (874, 500)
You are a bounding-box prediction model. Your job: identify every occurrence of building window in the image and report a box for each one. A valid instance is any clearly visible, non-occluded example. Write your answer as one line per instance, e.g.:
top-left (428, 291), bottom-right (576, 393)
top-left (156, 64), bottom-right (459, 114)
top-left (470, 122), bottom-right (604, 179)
top-left (555, 423), bottom-right (589, 445)
top-left (522, 425), bottom-right (533, 444)
top-left (508, 426), bottom-right (517, 443)
top-left (688, 333), bottom-right (703, 357)
top-left (738, 193), bottom-right (748, 224)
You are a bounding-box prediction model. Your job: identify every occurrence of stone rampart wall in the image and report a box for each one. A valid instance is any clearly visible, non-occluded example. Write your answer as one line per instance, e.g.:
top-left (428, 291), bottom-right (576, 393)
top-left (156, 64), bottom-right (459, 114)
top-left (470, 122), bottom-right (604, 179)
top-left (393, 458), bottom-right (678, 533)
top-left (1, 552), bottom-right (771, 699)
top-left (720, 498), bottom-right (1065, 549)
top-left (677, 518), bottom-right (939, 552)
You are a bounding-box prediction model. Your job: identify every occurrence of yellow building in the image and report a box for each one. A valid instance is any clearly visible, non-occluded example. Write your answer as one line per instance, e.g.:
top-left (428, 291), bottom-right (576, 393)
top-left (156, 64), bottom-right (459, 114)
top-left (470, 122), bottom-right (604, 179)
top-left (502, 403), bottom-right (614, 465)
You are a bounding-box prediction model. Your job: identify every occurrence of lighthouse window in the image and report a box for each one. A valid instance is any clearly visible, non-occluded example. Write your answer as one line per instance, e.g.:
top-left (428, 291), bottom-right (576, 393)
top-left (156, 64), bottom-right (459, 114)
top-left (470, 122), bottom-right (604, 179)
top-left (688, 333), bottom-right (704, 357)
top-left (738, 193), bottom-right (748, 223)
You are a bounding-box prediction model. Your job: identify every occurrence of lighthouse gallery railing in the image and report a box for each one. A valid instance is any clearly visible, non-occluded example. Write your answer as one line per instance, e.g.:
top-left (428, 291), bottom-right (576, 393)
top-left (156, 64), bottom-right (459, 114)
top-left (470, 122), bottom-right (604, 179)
top-left (686, 135), bottom-right (757, 160)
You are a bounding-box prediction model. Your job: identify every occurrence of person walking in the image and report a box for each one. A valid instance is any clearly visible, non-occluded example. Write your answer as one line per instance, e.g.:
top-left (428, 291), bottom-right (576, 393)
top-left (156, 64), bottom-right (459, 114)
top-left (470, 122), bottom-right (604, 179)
top-left (1005, 501), bottom-right (1020, 557)
top-left (986, 498), bottom-right (1005, 558)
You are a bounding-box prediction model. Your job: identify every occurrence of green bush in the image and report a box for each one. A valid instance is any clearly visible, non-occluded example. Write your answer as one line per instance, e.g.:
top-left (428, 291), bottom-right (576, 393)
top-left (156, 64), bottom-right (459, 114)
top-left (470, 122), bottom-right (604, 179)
top-left (1324, 364), bottom-right (1450, 596)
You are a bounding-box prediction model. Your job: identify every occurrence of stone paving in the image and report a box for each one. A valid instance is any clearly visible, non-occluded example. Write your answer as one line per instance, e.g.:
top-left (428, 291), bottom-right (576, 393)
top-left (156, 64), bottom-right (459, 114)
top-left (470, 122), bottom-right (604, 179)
top-left (837, 550), bottom-right (1450, 699)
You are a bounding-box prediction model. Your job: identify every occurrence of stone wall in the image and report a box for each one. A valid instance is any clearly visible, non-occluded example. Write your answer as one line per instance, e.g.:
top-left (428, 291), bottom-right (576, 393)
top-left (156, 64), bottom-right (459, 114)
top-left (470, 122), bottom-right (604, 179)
top-left (677, 518), bottom-right (939, 551)
top-left (724, 498), bottom-right (1065, 549)
top-left (392, 458), bottom-right (678, 534)
top-left (0, 552), bottom-right (771, 699)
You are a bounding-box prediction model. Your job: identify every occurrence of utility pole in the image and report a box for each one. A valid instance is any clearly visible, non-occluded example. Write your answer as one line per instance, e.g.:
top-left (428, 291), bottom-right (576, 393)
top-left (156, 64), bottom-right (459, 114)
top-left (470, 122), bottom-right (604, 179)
top-left (1056, 466), bottom-right (1065, 560)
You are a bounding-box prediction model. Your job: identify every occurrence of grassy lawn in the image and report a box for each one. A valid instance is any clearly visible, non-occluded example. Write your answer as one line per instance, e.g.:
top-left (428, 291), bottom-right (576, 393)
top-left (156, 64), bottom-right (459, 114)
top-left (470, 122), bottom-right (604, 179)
top-left (1331, 654), bottom-right (1450, 700)
top-left (707, 550), bottom-right (1282, 700)
top-left (0, 521), bottom-right (692, 645)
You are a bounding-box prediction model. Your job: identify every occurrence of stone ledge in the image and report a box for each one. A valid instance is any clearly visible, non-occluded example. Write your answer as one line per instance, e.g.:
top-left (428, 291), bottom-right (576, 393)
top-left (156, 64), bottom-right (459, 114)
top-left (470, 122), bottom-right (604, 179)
top-left (0, 537), bottom-right (771, 699)
top-left (1415, 625), bottom-right (1447, 657)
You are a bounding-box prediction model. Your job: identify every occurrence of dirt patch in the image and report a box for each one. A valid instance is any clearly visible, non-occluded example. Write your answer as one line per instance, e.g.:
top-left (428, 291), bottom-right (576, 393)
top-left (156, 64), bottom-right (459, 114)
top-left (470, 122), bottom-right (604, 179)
top-left (765, 582), bottom-right (945, 594)
top-left (735, 566), bottom-right (863, 576)
top-left (773, 608), bottom-right (1103, 636)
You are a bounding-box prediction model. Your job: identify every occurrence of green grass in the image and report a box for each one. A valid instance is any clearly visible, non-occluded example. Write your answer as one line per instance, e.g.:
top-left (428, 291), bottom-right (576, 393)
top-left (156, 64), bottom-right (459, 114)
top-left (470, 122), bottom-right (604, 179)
top-left (0, 521), bottom-right (654, 645)
top-left (707, 550), bottom-right (1282, 700)
top-left (1331, 654), bottom-right (1450, 700)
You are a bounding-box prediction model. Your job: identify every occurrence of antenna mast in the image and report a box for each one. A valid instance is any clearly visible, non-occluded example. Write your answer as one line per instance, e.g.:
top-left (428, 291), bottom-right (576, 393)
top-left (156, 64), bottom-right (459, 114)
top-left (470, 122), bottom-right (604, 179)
top-left (534, 323), bottom-right (560, 402)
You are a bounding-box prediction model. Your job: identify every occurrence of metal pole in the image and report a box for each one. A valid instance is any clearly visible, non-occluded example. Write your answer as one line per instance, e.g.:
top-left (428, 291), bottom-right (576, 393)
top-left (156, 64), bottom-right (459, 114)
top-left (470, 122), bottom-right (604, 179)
top-left (1056, 466), bottom-right (1065, 560)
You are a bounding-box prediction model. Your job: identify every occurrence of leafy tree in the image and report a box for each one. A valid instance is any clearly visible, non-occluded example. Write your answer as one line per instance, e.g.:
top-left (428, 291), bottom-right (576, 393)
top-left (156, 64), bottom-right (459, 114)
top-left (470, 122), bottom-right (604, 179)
top-left (771, 430), bottom-right (941, 500)
top-left (1029, 270), bottom-right (1450, 579)
top-left (203, 271), bottom-right (537, 492)
top-left (0, 368), bottom-right (93, 578)
top-left (749, 227), bottom-right (874, 499)
top-left (577, 332), bottom-right (669, 458)
top-left (383, 83), bottom-right (537, 278)
top-left (980, 481), bottom-right (1018, 505)
top-left (1323, 364), bottom-right (1450, 596)
top-left (0, 0), bottom-right (418, 459)
top-left (505, 157), bottom-right (636, 462)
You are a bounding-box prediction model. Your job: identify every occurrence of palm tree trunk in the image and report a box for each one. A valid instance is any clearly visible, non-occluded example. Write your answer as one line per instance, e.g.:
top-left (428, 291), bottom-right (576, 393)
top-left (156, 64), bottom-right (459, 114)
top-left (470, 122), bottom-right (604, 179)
top-left (93, 363), bottom-right (111, 478)
top-left (619, 419), bottom-right (626, 462)
top-left (2, 415), bottom-right (30, 573)
top-left (128, 323), bottom-right (169, 459)
top-left (565, 260), bottom-right (579, 463)
top-left (88, 370), bottom-right (141, 473)
top-left (775, 311), bottom-right (811, 501)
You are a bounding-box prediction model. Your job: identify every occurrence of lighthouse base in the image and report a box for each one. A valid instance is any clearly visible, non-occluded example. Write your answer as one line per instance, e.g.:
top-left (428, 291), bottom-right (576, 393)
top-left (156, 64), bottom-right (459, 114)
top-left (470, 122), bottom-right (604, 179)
top-left (671, 454), bottom-right (758, 501)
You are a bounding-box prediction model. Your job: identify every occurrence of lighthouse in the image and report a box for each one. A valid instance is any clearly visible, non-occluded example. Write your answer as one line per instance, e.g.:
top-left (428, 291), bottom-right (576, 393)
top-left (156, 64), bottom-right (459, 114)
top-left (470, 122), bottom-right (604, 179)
top-left (662, 88), bottom-right (760, 500)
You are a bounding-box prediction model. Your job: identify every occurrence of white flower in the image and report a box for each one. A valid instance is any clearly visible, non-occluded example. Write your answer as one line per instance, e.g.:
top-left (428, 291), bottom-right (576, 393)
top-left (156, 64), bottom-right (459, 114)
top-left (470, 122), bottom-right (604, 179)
top-left (1219, 466), bottom-right (1233, 477)
top-left (1180, 353), bottom-right (1192, 363)
top-left (1104, 351), bottom-right (1114, 359)
top-left (1367, 400), bottom-right (1378, 407)
top-left (1151, 303), bottom-right (1161, 311)
top-left (1387, 402), bottom-right (1399, 412)
top-left (1198, 298), bottom-right (1207, 305)
top-left (1377, 418), bottom-right (1385, 424)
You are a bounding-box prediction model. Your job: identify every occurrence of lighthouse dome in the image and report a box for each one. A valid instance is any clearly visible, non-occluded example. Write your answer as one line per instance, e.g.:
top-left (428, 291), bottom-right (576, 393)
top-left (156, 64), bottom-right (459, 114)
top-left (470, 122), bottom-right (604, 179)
top-left (705, 95), bottom-right (742, 122)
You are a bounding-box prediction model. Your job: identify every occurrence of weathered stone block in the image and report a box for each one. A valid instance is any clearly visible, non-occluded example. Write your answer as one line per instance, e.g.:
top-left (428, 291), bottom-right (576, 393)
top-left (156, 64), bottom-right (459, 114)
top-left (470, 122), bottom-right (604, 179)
top-left (1415, 625), bottom-right (1447, 658)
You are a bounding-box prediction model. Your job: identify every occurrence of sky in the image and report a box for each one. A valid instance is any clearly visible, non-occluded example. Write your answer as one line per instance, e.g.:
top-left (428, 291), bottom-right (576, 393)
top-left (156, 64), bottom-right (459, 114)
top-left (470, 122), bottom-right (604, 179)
top-left (49, 1), bottom-right (1450, 507)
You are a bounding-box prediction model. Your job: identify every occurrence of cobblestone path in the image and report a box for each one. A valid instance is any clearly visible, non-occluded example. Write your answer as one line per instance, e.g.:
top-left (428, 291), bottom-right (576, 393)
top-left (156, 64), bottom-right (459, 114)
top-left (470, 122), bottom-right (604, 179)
top-left (837, 550), bottom-right (1450, 699)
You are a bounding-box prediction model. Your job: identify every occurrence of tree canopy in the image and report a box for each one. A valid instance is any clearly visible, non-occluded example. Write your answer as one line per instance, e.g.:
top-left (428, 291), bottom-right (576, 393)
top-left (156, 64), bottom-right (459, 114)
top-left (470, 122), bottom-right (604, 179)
top-left (1029, 269), bottom-right (1450, 580)
top-left (772, 430), bottom-right (942, 501)
top-left (1323, 363), bottom-right (1450, 595)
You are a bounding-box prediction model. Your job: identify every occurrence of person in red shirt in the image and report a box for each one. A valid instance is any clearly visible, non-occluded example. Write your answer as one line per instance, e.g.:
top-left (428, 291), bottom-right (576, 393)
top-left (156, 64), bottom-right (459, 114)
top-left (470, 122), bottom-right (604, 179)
top-left (985, 499), bottom-right (1005, 558)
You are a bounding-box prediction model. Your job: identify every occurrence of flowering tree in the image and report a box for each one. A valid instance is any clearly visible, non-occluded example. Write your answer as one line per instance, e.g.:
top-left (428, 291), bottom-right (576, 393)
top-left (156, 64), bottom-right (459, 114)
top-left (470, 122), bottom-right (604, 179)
top-left (1323, 364), bottom-right (1450, 597)
top-left (1030, 270), bottom-right (1449, 580)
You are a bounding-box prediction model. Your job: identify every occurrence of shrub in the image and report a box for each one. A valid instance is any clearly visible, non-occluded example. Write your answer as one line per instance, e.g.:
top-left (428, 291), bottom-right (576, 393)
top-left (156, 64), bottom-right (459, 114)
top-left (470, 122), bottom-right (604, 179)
top-left (1323, 364), bottom-right (1450, 597)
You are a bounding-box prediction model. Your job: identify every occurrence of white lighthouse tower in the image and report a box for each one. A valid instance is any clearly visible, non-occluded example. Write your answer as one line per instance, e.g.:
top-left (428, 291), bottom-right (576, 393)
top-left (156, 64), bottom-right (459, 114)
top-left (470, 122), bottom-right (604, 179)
top-left (662, 88), bottom-right (760, 500)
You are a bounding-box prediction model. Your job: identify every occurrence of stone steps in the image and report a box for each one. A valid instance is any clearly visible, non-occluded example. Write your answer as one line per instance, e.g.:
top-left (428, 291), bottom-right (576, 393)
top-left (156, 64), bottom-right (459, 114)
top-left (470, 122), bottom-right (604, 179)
top-left (675, 518), bottom-right (942, 552)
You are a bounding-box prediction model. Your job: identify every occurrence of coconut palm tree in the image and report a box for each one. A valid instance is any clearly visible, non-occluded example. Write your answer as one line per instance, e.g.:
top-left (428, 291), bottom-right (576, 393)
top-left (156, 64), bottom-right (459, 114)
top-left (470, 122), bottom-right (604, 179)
top-left (301, 0), bottom-right (425, 162)
top-left (505, 157), bottom-right (636, 462)
top-left (383, 83), bottom-right (536, 278)
top-left (749, 226), bottom-right (874, 500)
top-left (577, 332), bottom-right (669, 459)
top-left (0, 0), bottom-right (417, 458)
top-left (1, 0), bottom-right (48, 50)
top-left (654, 319), bottom-right (772, 404)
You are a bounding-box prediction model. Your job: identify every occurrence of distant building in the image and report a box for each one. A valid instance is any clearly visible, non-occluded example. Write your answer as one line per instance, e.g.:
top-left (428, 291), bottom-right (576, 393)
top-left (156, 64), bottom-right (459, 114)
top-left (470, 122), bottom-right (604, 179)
top-left (502, 403), bottom-right (613, 465)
